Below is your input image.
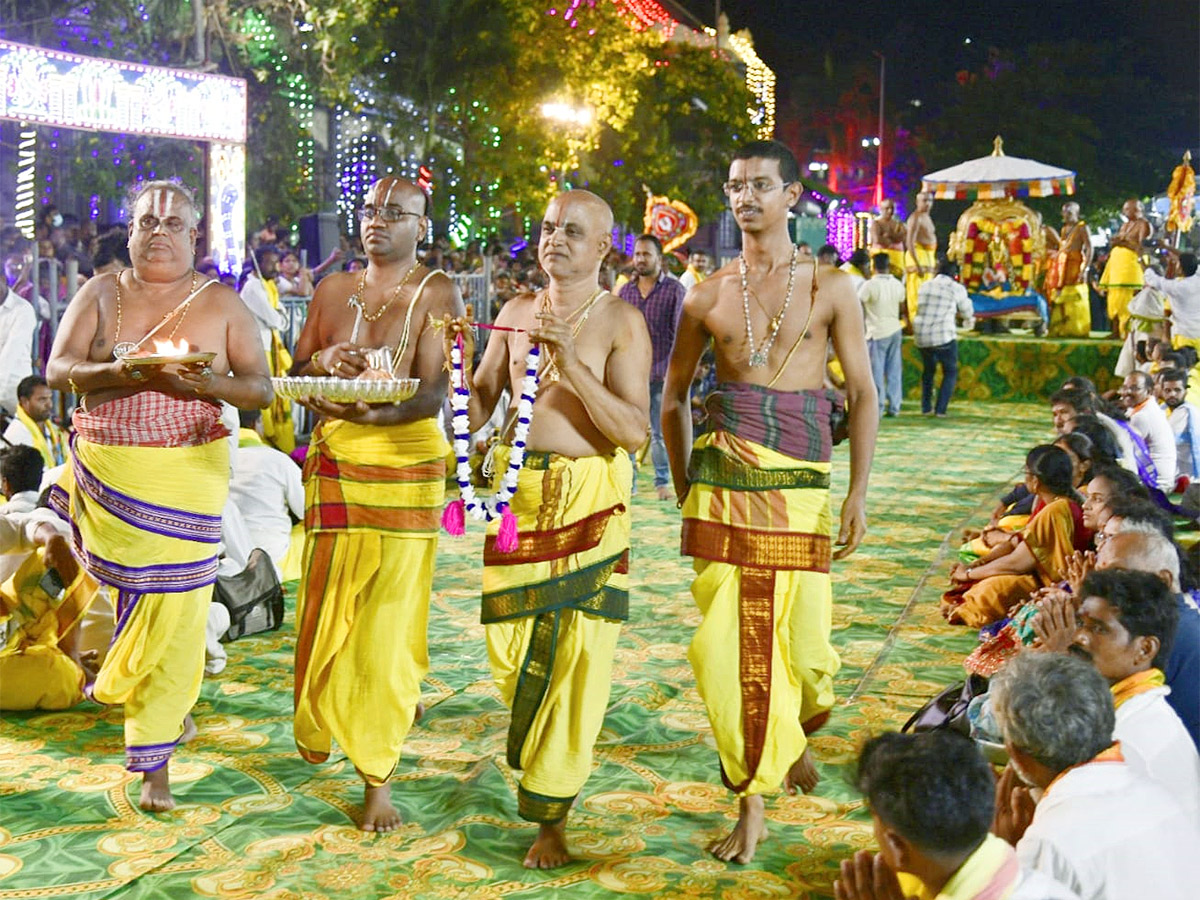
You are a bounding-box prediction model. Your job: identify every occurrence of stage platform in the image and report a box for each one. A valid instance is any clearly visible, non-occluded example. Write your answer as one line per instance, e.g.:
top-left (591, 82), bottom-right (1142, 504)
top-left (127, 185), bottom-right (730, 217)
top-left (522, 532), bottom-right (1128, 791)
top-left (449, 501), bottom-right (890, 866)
top-left (900, 332), bottom-right (1124, 403)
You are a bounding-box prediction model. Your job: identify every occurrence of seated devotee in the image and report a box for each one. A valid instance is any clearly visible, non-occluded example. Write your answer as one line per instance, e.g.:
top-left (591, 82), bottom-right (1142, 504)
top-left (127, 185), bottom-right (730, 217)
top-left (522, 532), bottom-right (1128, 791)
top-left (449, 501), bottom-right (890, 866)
top-left (1119, 371), bottom-right (1177, 491)
top-left (2, 375), bottom-right (67, 470)
top-left (943, 445), bottom-right (1085, 626)
top-left (0, 498), bottom-right (106, 711)
top-left (1050, 385), bottom-right (1140, 475)
top-left (1063, 414), bottom-right (1119, 470)
top-left (834, 731), bottom-right (1076, 900)
top-left (1081, 463), bottom-right (1148, 536)
top-left (1086, 519), bottom-right (1200, 750)
top-left (0, 446), bottom-right (46, 584)
top-left (228, 408), bottom-right (304, 577)
top-left (990, 652), bottom-right (1200, 900)
top-left (1068, 569), bottom-right (1200, 816)
top-left (1159, 367), bottom-right (1200, 482)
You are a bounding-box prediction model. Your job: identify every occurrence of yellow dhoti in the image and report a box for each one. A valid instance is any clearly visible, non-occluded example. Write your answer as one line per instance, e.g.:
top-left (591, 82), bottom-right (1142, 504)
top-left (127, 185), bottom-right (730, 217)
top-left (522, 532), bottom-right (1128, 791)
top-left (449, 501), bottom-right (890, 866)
top-left (293, 418), bottom-right (446, 785)
top-left (483, 448), bottom-right (631, 822)
top-left (1100, 246), bottom-right (1144, 337)
top-left (50, 393), bottom-right (229, 771)
top-left (684, 384), bottom-right (841, 797)
top-left (1049, 284), bottom-right (1091, 337)
top-left (905, 243), bottom-right (936, 321)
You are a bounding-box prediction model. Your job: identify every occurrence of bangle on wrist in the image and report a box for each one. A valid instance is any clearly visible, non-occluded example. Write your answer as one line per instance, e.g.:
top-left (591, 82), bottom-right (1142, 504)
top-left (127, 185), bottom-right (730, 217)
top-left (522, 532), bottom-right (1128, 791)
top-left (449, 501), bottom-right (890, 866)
top-left (310, 350), bottom-right (326, 374)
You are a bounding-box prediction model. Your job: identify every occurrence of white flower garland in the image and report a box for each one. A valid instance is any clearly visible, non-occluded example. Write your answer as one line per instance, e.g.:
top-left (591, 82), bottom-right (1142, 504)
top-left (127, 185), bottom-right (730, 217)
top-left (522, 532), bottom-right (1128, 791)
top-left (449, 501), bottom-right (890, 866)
top-left (446, 333), bottom-right (541, 530)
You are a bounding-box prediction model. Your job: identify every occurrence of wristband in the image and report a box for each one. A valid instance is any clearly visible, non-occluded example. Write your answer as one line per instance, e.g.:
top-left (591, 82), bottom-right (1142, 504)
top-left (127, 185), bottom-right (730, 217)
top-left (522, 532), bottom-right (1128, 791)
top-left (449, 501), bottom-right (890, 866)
top-left (310, 350), bottom-right (326, 374)
top-left (67, 364), bottom-right (82, 395)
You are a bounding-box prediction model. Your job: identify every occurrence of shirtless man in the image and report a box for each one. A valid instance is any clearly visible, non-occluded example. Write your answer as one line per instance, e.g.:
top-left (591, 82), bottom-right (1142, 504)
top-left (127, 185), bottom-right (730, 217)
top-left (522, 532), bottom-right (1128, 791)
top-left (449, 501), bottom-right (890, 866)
top-left (663, 140), bottom-right (877, 863)
top-left (1100, 199), bottom-right (1151, 338)
top-left (869, 198), bottom-right (906, 277)
top-left (46, 180), bottom-right (272, 810)
top-left (289, 176), bottom-right (463, 832)
top-left (452, 190), bottom-right (651, 867)
top-left (1046, 202), bottom-right (1094, 337)
top-left (905, 191), bottom-right (938, 320)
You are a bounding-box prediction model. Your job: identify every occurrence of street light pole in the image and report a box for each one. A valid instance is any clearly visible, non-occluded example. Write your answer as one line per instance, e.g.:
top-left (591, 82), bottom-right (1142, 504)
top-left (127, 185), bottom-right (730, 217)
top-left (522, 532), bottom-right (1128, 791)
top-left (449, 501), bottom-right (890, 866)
top-left (873, 51), bottom-right (885, 208)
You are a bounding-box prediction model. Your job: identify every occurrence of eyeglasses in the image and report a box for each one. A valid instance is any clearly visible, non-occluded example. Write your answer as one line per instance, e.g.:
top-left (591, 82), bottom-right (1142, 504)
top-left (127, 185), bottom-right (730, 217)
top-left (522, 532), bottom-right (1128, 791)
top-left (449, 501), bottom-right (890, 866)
top-left (136, 214), bottom-right (189, 234)
top-left (722, 179), bottom-right (795, 198)
top-left (357, 206), bottom-right (422, 223)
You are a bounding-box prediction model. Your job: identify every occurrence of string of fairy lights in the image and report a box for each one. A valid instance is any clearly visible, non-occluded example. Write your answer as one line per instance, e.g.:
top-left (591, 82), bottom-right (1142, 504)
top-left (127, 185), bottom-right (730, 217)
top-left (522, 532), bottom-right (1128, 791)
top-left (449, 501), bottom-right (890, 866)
top-left (326, 1), bottom-right (777, 243)
top-left (241, 9), bottom-right (315, 187)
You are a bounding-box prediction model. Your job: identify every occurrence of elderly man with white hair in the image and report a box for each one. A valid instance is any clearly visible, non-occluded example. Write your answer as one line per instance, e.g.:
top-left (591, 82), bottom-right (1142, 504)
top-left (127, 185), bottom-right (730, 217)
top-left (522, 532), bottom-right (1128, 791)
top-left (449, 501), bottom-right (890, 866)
top-left (991, 652), bottom-right (1200, 900)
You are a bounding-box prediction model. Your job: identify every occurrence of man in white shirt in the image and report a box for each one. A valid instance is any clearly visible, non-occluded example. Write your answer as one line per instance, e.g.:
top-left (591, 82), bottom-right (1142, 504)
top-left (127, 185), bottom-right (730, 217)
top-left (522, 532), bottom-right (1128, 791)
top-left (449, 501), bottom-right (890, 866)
top-left (678, 248), bottom-right (710, 292)
top-left (857, 252), bottom-right (907, 417)
top-left (913, 259), bottom-right (975, 417)
top-left (1070, 569), bottom-right (1200, 817)
top-left (228, 408), bottom-right (304, 577)
top-left (1145, 252), bottom-right (1200, 345)
top-left (1120, 370), bottom-right (1177, 490)
top-left (1159, 367), bottom-right (1200, 480)
top-left (3, 375), bottom-right (67, 470)
top-left (0, 275), bottom-right (36, 417)
top-left (991, 652), bottom-right (1200, 900)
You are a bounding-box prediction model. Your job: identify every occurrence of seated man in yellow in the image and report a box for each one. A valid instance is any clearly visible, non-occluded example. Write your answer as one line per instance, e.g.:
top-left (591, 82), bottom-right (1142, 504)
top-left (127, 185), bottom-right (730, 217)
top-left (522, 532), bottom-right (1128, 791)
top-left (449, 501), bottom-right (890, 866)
top-left (0, 518), bottom-right (103, 711)
top-left (46, 179), bottom-right (272, 811)
top-left (664, 141), bottom-right (878, 864)
top-left (456, 189), bottom-right (651, 868)
top-left (290, 176), bottom-right (463, 832)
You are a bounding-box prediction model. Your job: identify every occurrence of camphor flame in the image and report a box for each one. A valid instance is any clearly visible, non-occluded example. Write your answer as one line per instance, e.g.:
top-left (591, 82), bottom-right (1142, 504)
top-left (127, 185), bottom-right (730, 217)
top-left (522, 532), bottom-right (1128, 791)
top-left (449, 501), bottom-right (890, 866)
top-left (152, 338), bottom-right (191, 356)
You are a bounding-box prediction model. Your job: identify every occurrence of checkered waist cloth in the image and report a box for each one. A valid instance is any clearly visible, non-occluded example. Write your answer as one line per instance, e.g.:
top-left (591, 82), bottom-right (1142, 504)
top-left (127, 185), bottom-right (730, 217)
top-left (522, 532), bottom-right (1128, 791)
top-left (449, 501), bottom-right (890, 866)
top-left (73, 391), bottom-right (228, 447)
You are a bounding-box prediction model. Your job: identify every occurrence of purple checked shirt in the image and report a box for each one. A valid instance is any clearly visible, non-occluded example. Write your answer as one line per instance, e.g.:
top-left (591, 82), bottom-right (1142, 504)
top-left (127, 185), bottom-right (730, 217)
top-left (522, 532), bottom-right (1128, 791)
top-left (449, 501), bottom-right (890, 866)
top-left (618, 271), bottom-right (686, 382)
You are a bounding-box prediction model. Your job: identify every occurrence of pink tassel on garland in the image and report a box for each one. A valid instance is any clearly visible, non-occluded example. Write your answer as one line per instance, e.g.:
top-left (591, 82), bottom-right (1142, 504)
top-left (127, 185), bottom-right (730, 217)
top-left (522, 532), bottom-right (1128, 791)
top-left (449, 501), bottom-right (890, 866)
top-left (495, 505), bottom-right (520, 553)
top-left (441, 499), bottom-right (466, 536)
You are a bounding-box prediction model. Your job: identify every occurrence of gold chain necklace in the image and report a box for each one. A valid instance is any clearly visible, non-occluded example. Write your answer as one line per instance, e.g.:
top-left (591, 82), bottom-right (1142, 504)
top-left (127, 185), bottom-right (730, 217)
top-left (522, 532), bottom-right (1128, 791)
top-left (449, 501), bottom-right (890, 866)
top-left (350, 261), bottom-right (421, 323)
top-left (114, 268), bottom-right (199, 351)
top-left (540, 287), bottom-right (606, 383)
top-left (739, 247), bottom-right (797, 368)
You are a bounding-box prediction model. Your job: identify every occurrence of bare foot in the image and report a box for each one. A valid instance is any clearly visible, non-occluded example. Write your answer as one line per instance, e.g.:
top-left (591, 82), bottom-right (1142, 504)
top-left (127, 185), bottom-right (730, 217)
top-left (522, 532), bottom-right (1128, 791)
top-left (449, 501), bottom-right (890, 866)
top-left (708, 795), bottom-right (768, 864)
top-left (179, 714), bottom-right (198, 745)
top-left (784, 748), bottom-right (820, 795)
top-left (139, 765), bottom-right (176, 812)
top-left (360, 783), bottom-right (402, 832)
top-left (413, 702), bottom-right (425, 724)
top-left (524, 820), bottom-right (570, 869)
top-left (656, 486), bottom-right (674, 502)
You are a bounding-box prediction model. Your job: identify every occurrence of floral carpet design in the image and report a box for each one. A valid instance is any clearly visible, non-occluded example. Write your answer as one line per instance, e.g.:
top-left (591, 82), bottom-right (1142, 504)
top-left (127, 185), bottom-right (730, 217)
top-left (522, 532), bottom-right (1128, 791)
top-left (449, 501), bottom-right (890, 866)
top-left (0, 402), bottom-right (1042, 899)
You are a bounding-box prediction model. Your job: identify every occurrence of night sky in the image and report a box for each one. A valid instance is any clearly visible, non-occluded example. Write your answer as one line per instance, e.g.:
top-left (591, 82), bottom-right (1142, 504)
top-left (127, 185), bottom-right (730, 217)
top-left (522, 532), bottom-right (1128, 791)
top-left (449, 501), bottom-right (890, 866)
top-left (673, 0), bottom-right (1198, 123)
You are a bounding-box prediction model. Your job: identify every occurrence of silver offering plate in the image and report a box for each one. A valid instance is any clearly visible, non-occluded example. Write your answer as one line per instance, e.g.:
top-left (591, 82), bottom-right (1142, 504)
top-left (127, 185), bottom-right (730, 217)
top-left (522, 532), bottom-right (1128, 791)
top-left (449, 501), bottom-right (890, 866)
top-left (272, 376), bottom-right (420, 404)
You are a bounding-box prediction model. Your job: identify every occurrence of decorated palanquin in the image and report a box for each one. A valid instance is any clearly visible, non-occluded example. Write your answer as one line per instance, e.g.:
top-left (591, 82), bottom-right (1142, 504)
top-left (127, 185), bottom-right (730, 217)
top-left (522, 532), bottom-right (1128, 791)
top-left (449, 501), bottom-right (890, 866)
top-left (948, 198), bottom-right (1049, 325)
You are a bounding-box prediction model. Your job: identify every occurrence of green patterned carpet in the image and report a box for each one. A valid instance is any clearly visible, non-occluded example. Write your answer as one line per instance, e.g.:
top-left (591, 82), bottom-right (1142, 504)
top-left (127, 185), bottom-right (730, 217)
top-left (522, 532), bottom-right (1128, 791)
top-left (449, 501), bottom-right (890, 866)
top-left (0, 401), bottom-right (1042, 899)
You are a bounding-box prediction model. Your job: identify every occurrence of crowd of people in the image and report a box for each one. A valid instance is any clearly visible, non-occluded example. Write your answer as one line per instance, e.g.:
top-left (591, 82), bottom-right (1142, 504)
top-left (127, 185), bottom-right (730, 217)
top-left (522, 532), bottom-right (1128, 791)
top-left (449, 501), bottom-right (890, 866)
top-left (1, 138), bottom-right (1198, 897)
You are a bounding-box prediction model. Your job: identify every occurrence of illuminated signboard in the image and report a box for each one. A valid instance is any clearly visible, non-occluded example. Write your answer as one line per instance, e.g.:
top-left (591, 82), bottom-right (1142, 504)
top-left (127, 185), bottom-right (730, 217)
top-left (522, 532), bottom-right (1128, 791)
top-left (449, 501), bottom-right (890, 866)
top-left (0, 39), bottom-right (247, 143)
top-left (207, 142), bottom-right (247, 276)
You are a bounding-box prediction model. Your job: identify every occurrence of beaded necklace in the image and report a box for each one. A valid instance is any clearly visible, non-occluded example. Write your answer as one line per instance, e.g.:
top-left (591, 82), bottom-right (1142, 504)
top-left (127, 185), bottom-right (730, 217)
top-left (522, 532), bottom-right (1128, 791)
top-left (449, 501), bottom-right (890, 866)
top-left (739, 246), bottom-right (797, 368)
